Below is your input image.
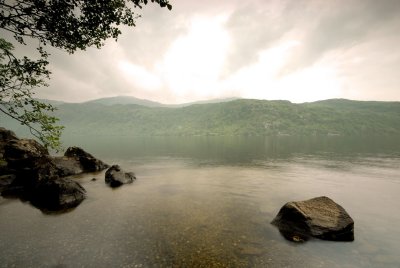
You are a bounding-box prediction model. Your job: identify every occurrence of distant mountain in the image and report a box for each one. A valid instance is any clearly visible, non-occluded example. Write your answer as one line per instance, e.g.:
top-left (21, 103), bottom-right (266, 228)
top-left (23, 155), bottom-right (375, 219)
top-left (83, 96), bottom-right (165, 107)
top-left (171, 97), bottom-right (241, 107)
top-left (3, 98), bottom-right (400, 139)
top-left (83, 96), bottom-right (240, 107)
top-left (35, 98), bottom-right (66, 106)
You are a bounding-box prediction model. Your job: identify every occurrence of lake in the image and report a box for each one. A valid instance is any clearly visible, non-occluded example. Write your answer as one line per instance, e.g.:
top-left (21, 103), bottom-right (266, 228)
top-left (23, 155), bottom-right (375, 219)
top-left (1, 136), bottom-right (400, 267)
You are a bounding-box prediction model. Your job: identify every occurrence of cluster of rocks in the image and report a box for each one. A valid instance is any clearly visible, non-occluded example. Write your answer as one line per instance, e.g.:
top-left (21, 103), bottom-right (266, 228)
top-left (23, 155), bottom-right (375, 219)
top-left (0, 127), bottom-right (135, 212)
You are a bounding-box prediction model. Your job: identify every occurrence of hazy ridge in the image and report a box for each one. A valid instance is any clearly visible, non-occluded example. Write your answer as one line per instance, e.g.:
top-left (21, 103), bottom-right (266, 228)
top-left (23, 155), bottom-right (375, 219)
top-left (2, 97), bottom-right (400, 138)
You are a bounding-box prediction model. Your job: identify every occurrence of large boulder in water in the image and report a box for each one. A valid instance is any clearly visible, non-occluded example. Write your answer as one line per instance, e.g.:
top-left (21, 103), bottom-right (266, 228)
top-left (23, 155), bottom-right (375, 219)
top-left (105, 165), bottom-right (136, 187)
top-left (30, 177), bottom-right (86, 211)
top-left (54, 146), bottom-right (109, 176)
top-left (271, 196), bottom-right (354, 242)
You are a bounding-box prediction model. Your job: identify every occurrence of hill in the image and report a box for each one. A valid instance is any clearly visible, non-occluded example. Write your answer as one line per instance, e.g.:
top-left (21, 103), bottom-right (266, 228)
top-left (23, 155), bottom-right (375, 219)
top-left (81, 96), bottom-right (240, 107)
top-left (2, 98), bottom-right (400, 138)
top-left (83, 96), bottom-right (165, 107)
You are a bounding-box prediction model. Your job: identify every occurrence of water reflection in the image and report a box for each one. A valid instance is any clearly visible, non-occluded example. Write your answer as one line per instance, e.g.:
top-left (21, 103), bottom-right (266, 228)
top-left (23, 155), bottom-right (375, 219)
top-left (62, 135), bottom-right (400, 164)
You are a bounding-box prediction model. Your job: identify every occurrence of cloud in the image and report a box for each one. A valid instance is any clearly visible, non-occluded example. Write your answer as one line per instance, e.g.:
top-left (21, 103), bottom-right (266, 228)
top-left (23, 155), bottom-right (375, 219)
top-left (222, 0), bottom-right (299, 75)
top-left (118, 60), bottom-right (162, 90)
top-left (158, 15), bottom-right (231, 101)
top-left (280, 0), bottom-right (400, 74)
top-left (6, 0), bottom-right (400, 103)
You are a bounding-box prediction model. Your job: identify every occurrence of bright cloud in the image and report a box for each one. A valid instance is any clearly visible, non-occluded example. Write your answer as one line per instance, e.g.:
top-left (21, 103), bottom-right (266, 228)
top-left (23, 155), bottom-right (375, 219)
top-left (33, 0), bottom-right (400, 103)
top-left (220, 39), bottom-right (342, 102)
top-left (118, 61), bottom-right (162, 91)
top-left (159, 15), bottom-right (231, 101)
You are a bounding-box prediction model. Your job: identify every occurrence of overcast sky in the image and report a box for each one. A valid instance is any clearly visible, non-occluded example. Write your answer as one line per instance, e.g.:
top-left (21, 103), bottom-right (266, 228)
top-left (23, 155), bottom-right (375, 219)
top-left (22, 0), bottom-right (400, 103)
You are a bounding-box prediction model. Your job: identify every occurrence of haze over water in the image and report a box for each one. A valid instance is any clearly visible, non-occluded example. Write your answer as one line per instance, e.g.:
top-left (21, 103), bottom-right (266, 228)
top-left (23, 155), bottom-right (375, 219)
top-left (1, 136), bottom-right (399, 267)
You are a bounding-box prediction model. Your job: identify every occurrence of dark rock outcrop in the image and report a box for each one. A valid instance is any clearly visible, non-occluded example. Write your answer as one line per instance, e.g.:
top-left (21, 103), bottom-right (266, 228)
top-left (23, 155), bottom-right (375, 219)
top-left (0, 129), bottom-right (89, 212)
top-left (52, 157), bottom-right (83, 177)
top-left (53, 147), bottom-right (109, 177)
top-left (0, 174), bottom-right (16, 193)
top-left (105, 165), bottom-right (136, 187)
top-left (0, 127), bottom-right (18, 141)
top-left (64, 146), bottom-right (109, 172)
top-left (271, 196), bottom-right (354, 242)
top-left (1, 136), bottom-right (57, 183)
top-left (1, 157), bottom-right (60, 198)
top-left (30, 177), bottom-right (86, 211)
top-left (53, 146), bottom-right (109, 177)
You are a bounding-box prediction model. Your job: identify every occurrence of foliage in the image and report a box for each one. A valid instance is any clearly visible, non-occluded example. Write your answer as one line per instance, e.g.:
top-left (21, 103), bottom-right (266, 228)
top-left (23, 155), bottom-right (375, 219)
top-left (0, 0), bottom-right (171, 52)
top-left (0, 38), bottom-right (63, 149)
top-left (0, 0), bottom-right (171, 150)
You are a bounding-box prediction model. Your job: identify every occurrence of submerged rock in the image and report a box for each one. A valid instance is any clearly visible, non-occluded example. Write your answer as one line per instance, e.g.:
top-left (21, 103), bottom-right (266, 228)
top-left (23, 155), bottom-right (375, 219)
top-left (271, 196), bottom-right (354, 242)
top-left (105, 165), bottom-right (136, 187)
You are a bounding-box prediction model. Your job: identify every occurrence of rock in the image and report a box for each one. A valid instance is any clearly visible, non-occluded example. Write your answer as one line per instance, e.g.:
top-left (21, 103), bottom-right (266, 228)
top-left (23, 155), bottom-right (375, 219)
top-left (1, 136), bottom-right (58, 183)
top-left (271, 196), bottom-right (354, 242)
top-left (0, 127), bottom-right (18, 141)
top-left (30, 177), bottom-right (86, 211)
top-left (105, 165), bottom-right (136, 187)
top-left (63, 146), bottom-right (109, 173)
top-left (52, 156), bottom-right (84, 177)
top-left (0, 128), bottom-right (19, 174)
top-left (91, 178), bottom-right (97, 181)
top-left (0, 174), bottom-right (16, 194)
top-left (3, 138), bottom-right (49, 160)
top-left (1, 138), bottom-right (53, 178)
top-left (1, 156), bottom-right (66, 200)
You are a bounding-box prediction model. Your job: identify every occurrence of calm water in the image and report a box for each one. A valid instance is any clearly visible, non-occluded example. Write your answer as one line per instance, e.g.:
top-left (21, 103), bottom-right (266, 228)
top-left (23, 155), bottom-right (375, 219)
top-left (1, 136), bottom-right (400, 267)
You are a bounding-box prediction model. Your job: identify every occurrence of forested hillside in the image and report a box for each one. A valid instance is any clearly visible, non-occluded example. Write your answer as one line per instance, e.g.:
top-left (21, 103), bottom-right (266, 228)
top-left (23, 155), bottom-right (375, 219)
top-left (2, 98), bottom-right (400, 137)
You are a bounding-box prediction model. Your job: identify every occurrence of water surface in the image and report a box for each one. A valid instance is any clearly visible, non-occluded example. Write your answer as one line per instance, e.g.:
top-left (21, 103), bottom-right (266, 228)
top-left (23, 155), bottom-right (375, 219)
top-left (1, 136), bottom-right (399, 267)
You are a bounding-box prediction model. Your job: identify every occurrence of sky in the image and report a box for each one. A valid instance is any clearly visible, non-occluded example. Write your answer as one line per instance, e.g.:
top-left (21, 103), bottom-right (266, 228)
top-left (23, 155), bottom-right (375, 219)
top-left (14, 0), bottom-right (400, 104)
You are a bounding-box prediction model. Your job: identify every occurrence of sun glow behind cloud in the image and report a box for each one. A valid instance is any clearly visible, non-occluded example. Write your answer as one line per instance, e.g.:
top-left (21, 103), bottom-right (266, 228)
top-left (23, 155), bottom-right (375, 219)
top-left (159, 15), bottom-right (231, 101)
top-left (37, 0), bottom-right (400, 103)
top-left (116, 14), bottom-right (345, 103)
top-left (118, 61), bottom-right (162, 91)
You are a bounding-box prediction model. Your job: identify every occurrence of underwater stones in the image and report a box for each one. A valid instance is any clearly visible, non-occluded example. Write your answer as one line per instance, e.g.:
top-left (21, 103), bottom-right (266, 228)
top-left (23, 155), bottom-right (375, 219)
top-left (271, 196), bottom-right (354, 242)
top-left (105, 165), bottom-right (136, 187)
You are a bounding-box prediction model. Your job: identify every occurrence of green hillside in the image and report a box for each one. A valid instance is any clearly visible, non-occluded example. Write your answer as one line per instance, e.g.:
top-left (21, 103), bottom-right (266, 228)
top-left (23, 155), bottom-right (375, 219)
top-left (2, 98), bottom-right (400, 138)
top-left (58, 98), bottom-right (400, 137)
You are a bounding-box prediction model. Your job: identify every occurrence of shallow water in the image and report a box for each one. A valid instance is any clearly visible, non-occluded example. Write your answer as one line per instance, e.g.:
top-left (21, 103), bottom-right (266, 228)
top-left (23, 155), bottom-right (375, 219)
top-left (1, 136), bottom-right (400, 267)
